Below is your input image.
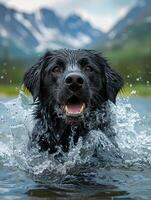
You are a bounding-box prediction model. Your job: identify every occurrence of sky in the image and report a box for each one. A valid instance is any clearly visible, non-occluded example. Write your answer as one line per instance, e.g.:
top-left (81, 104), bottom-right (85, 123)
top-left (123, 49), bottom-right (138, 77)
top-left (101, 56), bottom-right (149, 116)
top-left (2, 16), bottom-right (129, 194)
top-left (0, 0), bottom-right (136, 32)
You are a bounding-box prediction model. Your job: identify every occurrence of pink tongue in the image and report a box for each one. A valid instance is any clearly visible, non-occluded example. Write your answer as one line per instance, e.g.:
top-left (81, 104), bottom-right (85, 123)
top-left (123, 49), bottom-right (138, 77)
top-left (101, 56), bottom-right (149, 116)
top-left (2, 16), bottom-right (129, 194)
top-left (67, 104), bottom-right (82, 113)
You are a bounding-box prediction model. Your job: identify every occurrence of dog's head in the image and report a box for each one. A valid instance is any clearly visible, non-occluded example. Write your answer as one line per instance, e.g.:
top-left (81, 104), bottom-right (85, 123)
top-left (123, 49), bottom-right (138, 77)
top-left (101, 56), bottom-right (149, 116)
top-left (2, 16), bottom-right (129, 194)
top-left (24, 49), bottom-right (123, 124)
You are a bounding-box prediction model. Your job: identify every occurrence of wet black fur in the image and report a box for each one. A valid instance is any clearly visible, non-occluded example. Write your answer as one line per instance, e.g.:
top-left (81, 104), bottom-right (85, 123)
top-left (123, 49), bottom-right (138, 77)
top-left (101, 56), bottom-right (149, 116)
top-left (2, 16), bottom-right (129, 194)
top-left (23, 49), bottom-right (124, 154)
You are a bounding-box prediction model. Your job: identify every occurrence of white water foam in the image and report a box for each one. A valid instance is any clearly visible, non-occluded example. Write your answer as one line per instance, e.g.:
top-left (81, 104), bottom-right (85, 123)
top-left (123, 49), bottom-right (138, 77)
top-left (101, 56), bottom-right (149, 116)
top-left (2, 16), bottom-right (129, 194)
top-left (0, 92), bottom-right (151, 179)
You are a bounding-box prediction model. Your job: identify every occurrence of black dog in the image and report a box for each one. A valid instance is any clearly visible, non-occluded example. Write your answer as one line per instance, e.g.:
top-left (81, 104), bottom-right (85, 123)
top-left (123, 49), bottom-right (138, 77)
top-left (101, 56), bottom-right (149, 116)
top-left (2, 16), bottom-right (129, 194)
top-left (24, 49), bottom-right (124, 154)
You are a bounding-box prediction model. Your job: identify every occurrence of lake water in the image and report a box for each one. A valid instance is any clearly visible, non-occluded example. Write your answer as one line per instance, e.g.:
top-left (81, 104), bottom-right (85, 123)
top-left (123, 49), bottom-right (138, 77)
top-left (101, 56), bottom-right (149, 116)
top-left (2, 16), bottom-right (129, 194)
top-left (0, 93), bottom-right (151, 200)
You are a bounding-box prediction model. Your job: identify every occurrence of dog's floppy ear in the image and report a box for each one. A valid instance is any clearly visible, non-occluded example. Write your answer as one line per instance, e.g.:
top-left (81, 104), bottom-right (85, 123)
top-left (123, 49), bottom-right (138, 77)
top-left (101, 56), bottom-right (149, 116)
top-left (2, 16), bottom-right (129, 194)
top-left (103, 60), bottom-right (124, 104)
top-left (23, 51), bottom-right (51, 101)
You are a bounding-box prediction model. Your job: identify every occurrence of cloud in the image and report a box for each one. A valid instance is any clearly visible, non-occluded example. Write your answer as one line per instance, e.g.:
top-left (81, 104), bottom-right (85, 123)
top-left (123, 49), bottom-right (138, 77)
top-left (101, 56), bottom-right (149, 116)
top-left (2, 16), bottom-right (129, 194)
top-left (76, 9), bottom-right (114, 32)
top-left (76, 4), bottom-right (130, 32)
top-left (0, 0), bottom-right (67, 12)
top-left (118, 5), bottom-right (130, 18)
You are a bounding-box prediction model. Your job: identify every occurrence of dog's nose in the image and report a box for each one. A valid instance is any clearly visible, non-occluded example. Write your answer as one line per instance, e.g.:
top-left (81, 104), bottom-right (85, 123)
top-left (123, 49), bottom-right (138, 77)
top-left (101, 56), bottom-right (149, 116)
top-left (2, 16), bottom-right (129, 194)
top-left (65, 73), bottom-right (84, 91)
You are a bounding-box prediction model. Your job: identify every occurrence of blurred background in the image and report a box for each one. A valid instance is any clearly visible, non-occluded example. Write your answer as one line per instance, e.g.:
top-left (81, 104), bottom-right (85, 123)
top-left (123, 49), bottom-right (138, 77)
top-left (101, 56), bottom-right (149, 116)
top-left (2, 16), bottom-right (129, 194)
top-left (0, 0), bottom-right (151, 96)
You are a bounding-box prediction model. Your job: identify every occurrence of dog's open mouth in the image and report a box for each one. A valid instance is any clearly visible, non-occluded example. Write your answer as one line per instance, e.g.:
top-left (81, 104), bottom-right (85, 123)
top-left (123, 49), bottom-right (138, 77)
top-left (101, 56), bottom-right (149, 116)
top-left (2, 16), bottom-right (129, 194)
top-left (63, 96), bottom-right (86, 117)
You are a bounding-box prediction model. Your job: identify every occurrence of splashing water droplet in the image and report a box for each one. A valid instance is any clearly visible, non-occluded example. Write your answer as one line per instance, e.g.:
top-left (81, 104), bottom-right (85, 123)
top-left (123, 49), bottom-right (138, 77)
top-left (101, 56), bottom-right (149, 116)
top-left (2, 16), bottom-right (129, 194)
top-left (0, 93), bottom-right (151, 178)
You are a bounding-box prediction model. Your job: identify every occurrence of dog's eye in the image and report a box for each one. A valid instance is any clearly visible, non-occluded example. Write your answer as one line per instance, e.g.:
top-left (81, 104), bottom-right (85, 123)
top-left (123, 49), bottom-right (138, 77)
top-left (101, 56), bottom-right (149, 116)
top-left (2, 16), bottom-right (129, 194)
top-left (84, 65), bottom-right (93, 72)
top-left (52, 66), bottom-right (62, 74)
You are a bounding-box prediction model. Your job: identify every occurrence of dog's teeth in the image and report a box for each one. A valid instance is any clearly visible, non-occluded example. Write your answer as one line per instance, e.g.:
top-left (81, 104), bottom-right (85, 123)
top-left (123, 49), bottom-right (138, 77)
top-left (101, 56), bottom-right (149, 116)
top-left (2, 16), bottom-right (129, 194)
top-left (80, 103), bottom-right (85, 113)
top-left (65, 105), bottom-right (68, 112)
top-left (65, 103), bottom-right (85, 115)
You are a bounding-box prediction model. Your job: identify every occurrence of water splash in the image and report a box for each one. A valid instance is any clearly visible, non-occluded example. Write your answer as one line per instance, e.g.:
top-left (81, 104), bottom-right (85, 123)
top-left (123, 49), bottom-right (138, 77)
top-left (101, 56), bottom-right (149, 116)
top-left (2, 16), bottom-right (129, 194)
top-left (0, 92), bottom-right (151, 180)
top-left (114, 98), bottom-right (151, 167)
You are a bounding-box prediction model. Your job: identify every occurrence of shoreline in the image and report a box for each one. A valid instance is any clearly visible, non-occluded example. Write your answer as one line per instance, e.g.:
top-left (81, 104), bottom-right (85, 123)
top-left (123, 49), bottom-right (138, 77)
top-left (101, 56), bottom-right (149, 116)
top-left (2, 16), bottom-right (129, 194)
top-left (0, 85), bottom-right (151, 97)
